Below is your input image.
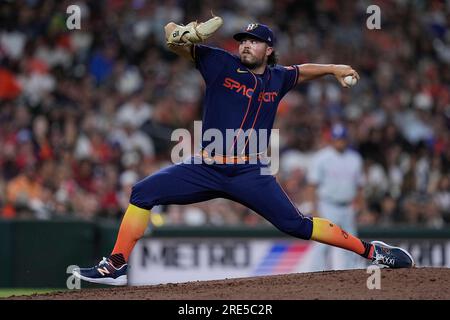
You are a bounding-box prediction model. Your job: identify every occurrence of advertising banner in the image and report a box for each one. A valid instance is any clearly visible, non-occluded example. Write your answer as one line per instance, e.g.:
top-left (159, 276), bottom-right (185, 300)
top-left (129, 237), bottom-right (450, 285)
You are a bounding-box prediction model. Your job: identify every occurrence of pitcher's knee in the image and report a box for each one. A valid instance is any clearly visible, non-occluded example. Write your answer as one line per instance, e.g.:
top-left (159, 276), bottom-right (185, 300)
top-left (277, 216), bottom-right (313, 240)
top-left (129, 177), bottom-right (159, 210)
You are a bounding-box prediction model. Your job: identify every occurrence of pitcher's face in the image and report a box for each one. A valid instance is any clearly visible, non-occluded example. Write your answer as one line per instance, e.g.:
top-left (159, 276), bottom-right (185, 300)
top-left (238, 37), bottom-right (272, 69)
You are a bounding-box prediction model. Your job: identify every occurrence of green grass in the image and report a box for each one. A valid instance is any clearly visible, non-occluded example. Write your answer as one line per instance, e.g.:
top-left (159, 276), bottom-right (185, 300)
top-left (0, 288), bottom-right (64, 298)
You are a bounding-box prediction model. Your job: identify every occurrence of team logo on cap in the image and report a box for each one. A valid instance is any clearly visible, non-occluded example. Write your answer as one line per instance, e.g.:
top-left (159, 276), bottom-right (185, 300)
top-left (246, 23), bottom-right (258, 31)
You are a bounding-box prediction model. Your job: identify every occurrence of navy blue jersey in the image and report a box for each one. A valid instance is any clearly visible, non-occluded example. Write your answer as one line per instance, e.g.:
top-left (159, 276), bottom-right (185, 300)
top-left (193, 44), bottom-right (299, 156)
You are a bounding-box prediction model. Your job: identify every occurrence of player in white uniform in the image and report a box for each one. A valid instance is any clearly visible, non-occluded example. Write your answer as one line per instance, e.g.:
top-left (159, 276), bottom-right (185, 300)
top-left (307, 124), bottom-right (365, 270)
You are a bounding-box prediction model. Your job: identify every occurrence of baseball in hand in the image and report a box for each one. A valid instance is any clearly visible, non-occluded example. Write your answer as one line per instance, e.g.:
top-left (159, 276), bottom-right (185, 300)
top-left (344, 75), bottom-right (357, 86)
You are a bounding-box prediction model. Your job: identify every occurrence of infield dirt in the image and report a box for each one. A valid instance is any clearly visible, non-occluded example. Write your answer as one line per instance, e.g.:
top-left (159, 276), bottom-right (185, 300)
top-left (6, 267), bottom-right (450, 300)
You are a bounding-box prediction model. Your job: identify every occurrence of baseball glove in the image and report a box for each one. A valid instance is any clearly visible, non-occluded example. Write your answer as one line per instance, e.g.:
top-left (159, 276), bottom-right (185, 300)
top-left (165, 15), bottom-right (223, 46)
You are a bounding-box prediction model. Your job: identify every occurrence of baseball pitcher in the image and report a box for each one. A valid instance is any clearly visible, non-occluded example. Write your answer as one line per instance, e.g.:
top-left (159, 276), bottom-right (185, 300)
top-left (73, 16), bottom-right (414, 286)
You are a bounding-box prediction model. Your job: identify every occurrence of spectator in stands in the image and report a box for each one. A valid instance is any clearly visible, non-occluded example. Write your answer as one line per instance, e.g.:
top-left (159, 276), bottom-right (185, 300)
top-left (0, 0), bottom-right (448, 228)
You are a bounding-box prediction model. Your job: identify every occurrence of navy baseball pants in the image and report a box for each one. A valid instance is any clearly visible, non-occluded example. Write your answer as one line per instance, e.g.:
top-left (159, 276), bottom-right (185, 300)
top-left (130, 157), bottom-right (313, 240)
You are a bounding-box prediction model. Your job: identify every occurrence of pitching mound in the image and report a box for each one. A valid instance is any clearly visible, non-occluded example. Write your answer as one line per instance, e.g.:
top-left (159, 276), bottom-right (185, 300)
top-left (8, 267), bottom-right (450, 300)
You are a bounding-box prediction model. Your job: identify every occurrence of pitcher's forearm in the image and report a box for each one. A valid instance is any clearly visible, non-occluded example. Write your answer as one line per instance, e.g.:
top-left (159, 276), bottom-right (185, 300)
top-left (297, 63), bottom-right (360, 88)
top-left (297, 64), bottom-right (335, 82)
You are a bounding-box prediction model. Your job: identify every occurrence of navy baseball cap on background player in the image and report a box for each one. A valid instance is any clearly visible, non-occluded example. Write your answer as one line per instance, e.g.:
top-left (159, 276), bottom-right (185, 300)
top-left (233, 23), bottom-right (275, 47)
top-left (331, 124), bottom-right (348, 140)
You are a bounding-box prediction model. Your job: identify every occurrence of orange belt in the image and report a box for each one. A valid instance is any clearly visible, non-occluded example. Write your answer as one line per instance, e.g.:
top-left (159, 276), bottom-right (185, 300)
top-left (200, 149), bottom-right (261, 164)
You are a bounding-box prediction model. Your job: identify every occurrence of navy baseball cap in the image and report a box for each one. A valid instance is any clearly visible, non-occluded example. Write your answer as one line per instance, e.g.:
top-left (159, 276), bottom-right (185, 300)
top-left (331, 124), bottom-right (348, 140)
top-left (233, 23), bottom-right (275, 47)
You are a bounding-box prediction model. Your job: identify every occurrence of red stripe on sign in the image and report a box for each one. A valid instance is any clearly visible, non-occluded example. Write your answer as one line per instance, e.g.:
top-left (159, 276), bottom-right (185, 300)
top-left (272, 243), bottom-right (310, 273)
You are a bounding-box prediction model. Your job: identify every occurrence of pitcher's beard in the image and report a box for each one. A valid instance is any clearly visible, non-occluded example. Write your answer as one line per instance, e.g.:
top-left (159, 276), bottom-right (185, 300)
top-left (240, 56), bottom-right (264, 70)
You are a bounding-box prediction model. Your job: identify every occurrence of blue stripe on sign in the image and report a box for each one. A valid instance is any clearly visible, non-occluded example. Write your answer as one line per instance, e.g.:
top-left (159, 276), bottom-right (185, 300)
top-left (254, 243), bottom-right (289, 275)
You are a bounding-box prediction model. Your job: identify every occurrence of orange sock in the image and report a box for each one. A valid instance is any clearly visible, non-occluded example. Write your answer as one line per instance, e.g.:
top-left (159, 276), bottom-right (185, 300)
top-left (311, 217), bottom-right (374, 259)
top-left (111, 204), bottom-right (151, 262)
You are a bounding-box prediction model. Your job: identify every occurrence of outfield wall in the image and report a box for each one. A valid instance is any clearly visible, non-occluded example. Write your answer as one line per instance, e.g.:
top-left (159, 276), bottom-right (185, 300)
top-left (0, 219), bottom-right (449, 288)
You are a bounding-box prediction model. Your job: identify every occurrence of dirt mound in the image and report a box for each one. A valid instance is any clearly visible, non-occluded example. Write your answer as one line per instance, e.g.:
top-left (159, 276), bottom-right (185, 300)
top-left (8, 267), bottom-right (450, 300)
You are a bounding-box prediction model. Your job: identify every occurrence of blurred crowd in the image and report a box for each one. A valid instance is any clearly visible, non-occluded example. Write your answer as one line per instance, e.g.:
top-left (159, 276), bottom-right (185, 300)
top-left (0, 0), bottom-right (449, 228)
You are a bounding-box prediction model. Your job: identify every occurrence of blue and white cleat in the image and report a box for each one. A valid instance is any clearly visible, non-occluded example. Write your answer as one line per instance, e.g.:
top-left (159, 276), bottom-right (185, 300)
top-left (73, 257), bottom-right (128, 286)
top-left (371, 241), bottom-right (415, 268)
